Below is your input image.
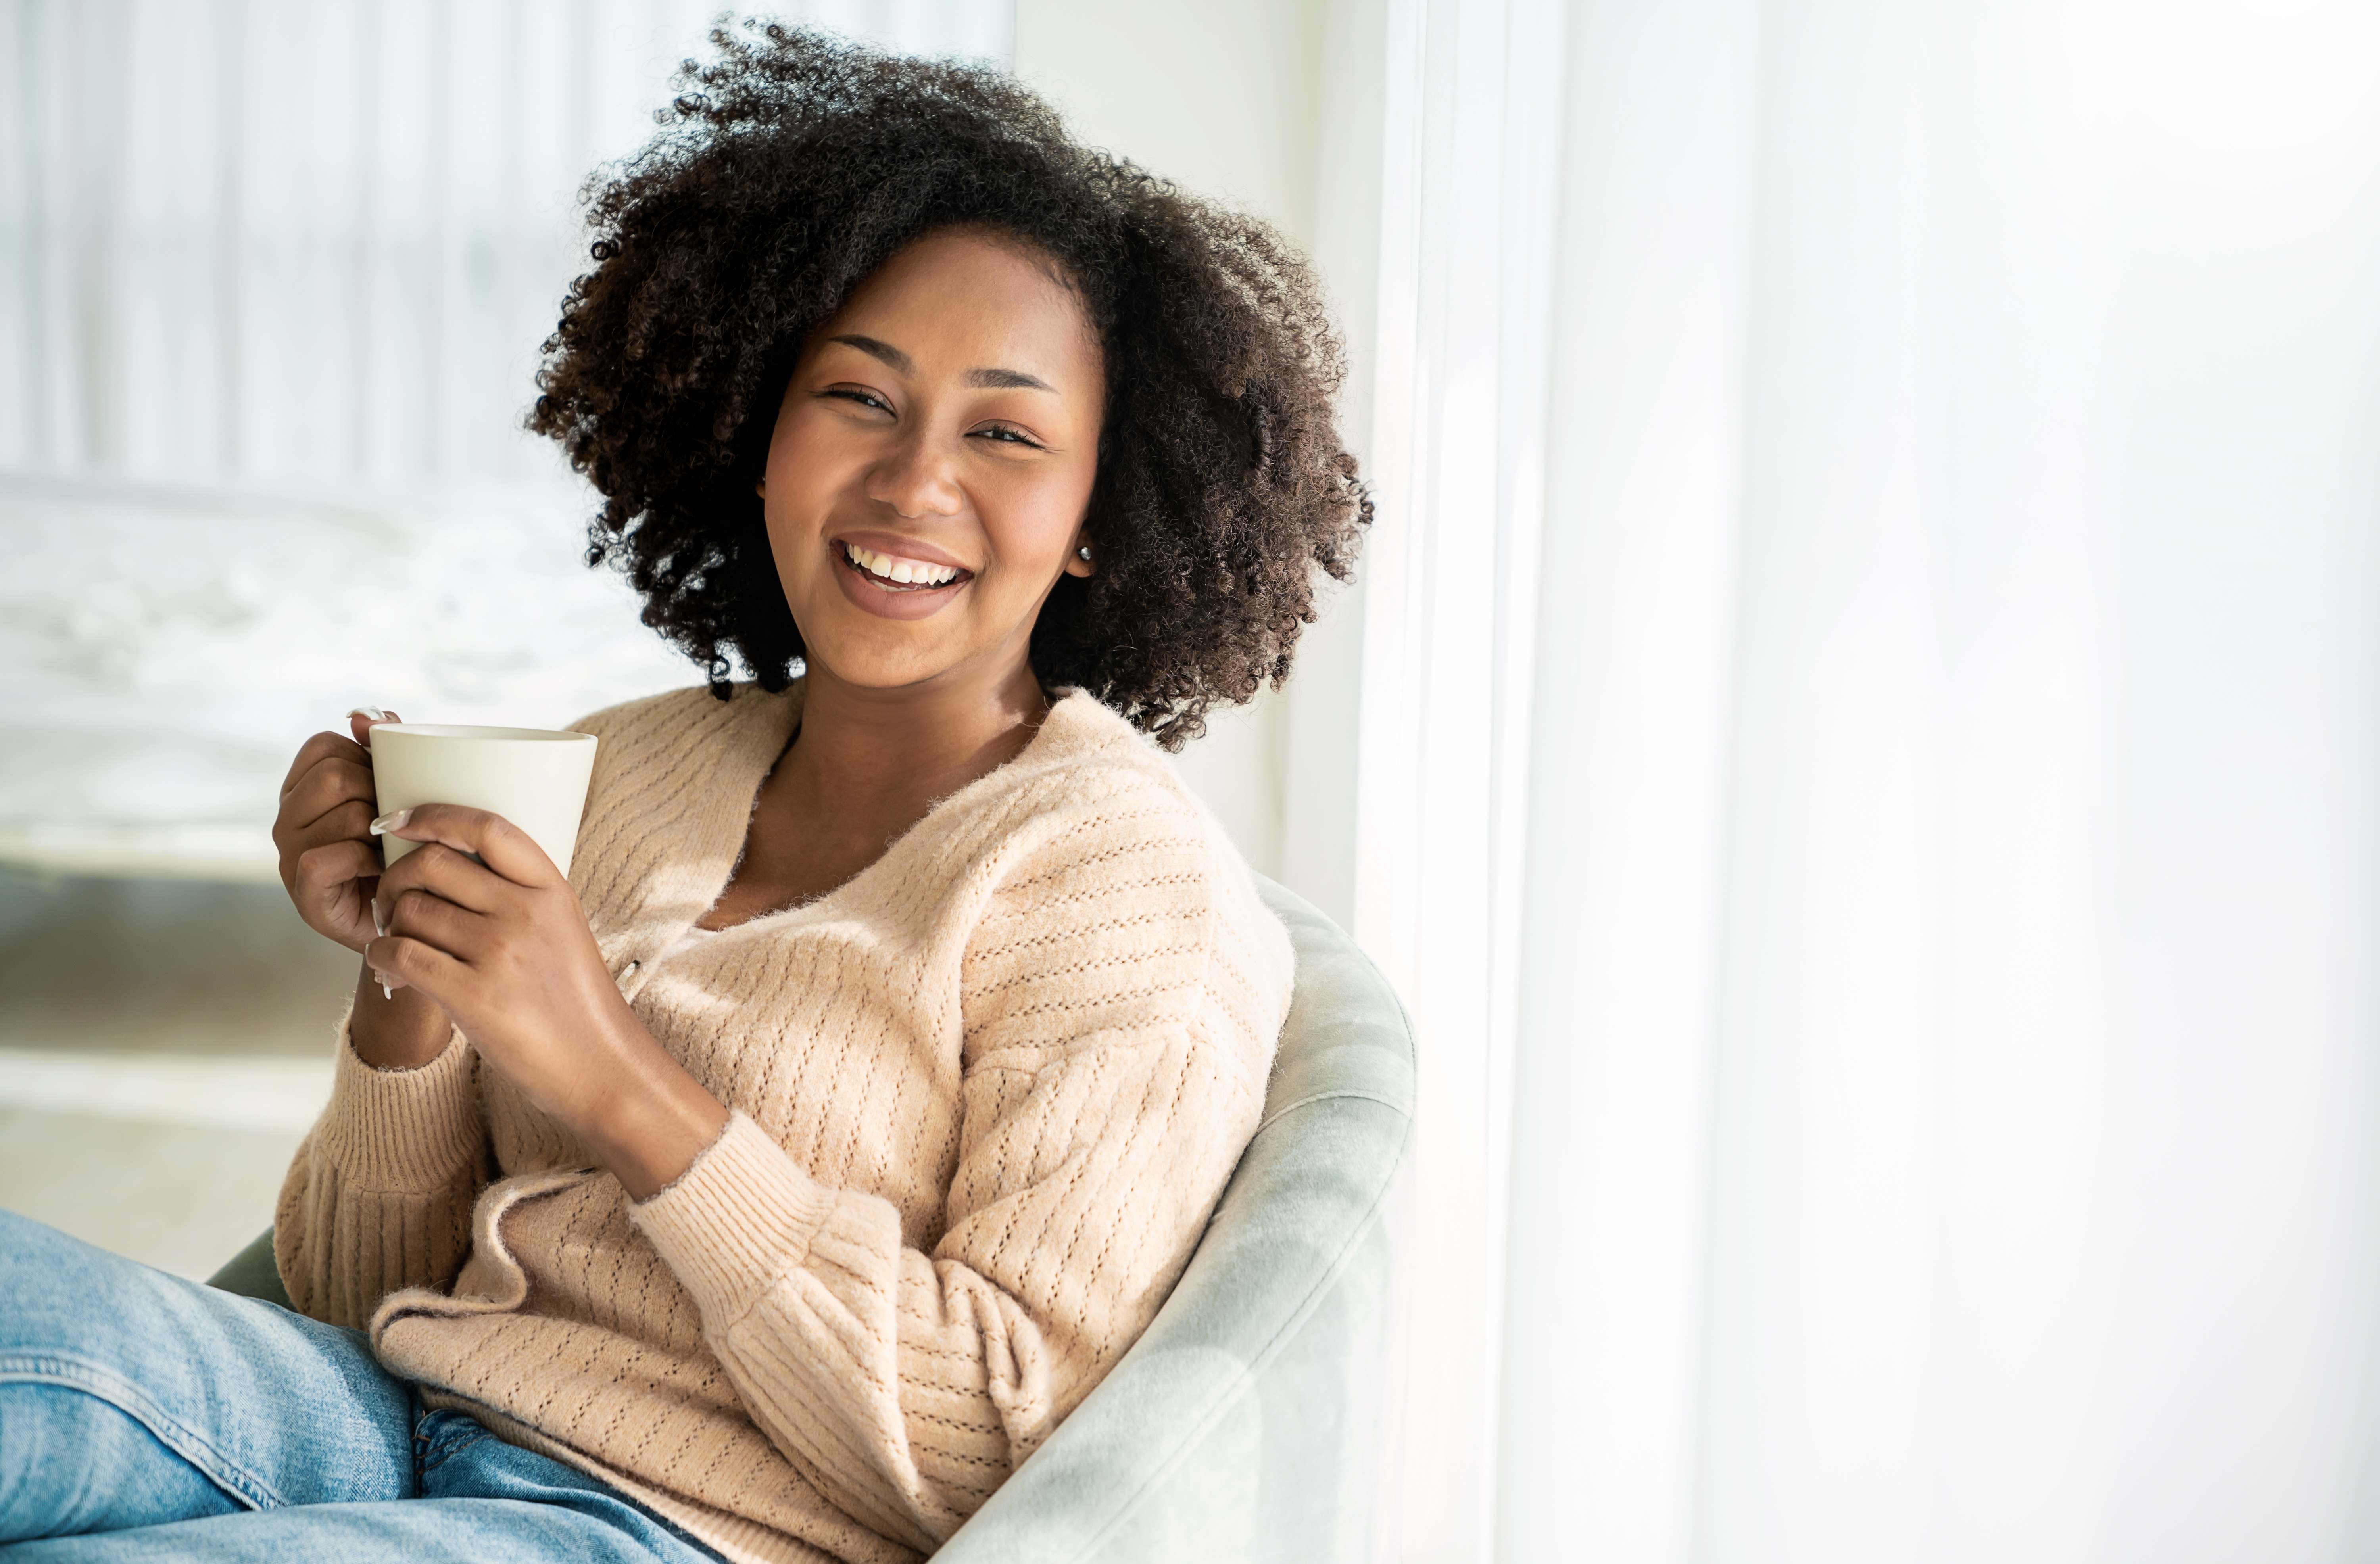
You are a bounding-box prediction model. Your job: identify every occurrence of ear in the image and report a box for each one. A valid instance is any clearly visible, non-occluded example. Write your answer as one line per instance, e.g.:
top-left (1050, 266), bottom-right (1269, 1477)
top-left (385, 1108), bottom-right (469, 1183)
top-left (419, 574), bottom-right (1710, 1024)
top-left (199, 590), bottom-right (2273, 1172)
top-left (1063, 532), bottom-right (1094, 578)
top-left (755, 477), bottom-right (768, 498)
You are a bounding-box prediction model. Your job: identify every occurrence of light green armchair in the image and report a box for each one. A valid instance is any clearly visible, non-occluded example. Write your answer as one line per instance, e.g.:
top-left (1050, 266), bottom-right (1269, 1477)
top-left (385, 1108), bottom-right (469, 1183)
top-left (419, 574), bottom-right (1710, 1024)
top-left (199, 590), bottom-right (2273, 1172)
top-left (211, 874), bottom-right (1416, 1561)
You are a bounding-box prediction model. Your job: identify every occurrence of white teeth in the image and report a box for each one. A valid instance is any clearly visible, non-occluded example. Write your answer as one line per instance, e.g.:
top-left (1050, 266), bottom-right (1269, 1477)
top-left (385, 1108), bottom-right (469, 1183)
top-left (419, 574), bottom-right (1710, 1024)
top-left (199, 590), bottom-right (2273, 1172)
top-left (845, 543), bottom-right (960, 587)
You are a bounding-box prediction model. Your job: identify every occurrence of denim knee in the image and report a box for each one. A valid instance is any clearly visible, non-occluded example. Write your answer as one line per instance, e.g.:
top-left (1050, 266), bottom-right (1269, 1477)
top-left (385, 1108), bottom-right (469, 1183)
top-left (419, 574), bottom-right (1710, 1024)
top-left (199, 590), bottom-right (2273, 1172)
top-left (0, 1382), bottom-right (245, 1541)
top-left (0, 1210), bottom-right (416, 1515)
top-left (0, 1209), bottom-right (121, 1340)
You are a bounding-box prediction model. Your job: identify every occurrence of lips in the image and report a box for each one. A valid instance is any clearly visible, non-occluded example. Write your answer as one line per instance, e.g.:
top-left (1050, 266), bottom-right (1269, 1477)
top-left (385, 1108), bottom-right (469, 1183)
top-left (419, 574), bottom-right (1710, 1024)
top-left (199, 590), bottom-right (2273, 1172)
top-left (839, 540), bottom-right (970, 590)
top-left (827, 535), bottom-right (974, 622)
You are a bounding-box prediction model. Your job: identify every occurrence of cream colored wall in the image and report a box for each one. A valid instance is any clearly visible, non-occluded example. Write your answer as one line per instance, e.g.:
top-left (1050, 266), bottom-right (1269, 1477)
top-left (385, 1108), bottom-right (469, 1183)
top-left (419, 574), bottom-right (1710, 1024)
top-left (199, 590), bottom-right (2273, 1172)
top-left (1012, 0), bottom-right (1325, 248)
top-left (1012, 0), bottom-right (1363, 915)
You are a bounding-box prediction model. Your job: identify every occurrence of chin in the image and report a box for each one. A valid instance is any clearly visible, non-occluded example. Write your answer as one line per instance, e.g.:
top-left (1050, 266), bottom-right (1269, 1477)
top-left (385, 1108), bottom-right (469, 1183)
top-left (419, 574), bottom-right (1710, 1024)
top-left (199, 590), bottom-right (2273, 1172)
top-left (798, 627), bottom-right (965, 692)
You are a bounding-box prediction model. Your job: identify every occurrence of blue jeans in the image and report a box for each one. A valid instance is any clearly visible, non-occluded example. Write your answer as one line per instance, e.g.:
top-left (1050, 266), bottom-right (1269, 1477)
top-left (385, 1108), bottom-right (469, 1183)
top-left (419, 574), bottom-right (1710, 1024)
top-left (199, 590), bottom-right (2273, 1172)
top-left (0, 1211), bottom-right (724, 1562)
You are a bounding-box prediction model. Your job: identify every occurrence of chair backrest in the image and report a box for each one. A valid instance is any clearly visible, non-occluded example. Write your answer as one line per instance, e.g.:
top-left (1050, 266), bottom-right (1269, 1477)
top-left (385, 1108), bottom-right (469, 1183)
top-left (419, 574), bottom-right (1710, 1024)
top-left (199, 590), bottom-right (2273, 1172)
top-left (937, 873), bottom-right (1417, 1564)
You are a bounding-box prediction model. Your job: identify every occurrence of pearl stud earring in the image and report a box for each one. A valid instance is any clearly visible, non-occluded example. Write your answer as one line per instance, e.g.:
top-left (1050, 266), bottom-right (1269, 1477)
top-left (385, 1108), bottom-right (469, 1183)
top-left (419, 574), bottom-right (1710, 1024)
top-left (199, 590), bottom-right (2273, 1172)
top-left (1076, 545), bottom-right (1092, 560)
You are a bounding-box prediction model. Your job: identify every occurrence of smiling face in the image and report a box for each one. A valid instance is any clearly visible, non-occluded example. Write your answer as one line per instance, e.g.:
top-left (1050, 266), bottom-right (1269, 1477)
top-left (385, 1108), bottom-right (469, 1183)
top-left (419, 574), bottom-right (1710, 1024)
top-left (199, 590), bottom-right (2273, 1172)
top-left (757, 226), bottom-right (1104, 695)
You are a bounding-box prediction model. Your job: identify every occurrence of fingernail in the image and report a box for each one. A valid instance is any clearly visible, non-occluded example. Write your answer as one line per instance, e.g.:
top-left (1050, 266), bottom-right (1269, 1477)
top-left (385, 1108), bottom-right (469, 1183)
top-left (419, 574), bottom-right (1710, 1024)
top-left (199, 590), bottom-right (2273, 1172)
top-left (375, 972), bottom-right (395, 1000)
top-left (369, 809), bottom-right (411, 835)
top-left (348, 706), bottom-right (390, 722)
top-left (372, 902), bottom-right (387, 939)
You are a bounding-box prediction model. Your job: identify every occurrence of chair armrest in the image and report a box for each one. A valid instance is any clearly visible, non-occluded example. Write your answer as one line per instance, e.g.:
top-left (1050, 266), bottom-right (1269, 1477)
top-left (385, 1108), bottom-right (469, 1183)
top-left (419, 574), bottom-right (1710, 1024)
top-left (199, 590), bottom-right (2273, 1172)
top-left (207, 1227), bottom-right (293, 1309)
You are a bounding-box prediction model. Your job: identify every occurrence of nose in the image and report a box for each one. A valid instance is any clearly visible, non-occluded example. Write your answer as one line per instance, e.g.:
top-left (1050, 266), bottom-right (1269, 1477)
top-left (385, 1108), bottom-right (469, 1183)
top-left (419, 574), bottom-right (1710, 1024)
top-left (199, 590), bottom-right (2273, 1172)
top-left (864, 426), bottom-right (964, 520)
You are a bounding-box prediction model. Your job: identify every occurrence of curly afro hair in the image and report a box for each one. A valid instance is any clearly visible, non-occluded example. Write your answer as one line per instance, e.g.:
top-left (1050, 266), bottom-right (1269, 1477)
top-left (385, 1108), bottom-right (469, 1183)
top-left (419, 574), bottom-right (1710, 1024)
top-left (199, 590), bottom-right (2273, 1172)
top-left (528, 21), bottom-right (1370, 749)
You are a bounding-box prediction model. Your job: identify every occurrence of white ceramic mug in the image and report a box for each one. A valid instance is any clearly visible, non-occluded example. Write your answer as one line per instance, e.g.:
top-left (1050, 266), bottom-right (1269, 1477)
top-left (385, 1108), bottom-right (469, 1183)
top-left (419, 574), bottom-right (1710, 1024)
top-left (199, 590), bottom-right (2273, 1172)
top-left (367, 724), bottom-right (599, 878)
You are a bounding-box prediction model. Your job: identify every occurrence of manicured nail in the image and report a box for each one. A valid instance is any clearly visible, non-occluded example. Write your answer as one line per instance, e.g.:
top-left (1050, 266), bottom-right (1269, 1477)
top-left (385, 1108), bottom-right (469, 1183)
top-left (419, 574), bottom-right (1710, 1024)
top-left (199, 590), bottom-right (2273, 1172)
top-left (372, 902), bottom-right (387, 939)
top-left (373, 971), bottom-right (395, 1000)
top-left (369, 810), bottom-right (411, 835)
top-left (348, 706), bottom-right (390, 722)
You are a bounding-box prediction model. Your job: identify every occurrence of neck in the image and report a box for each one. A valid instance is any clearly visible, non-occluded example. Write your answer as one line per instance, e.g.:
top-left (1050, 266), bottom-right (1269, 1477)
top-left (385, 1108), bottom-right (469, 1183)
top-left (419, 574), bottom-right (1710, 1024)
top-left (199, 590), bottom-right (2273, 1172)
top-left (780, 654), bottom-right (1052, 818)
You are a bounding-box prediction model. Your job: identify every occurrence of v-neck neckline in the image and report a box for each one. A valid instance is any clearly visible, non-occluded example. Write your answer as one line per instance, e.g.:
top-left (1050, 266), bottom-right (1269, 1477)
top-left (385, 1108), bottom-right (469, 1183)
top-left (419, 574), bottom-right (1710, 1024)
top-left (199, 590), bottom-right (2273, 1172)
top-left (662, 678), bottom-right (1106, 949)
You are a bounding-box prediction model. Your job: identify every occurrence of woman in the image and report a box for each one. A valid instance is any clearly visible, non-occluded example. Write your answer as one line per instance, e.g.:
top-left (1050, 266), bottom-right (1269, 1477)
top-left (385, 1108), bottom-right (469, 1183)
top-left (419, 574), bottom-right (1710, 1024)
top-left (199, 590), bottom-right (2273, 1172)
top-left (0, 24), bottom-right (1366, 1564)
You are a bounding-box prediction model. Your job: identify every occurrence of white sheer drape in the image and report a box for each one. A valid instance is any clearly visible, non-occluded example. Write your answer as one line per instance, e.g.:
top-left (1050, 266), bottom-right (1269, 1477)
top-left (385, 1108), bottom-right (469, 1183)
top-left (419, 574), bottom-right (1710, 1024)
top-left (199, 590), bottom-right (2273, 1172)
top-left (1352, 0), bottom-right (2380, 1559)
top-left (1, 0), bottom-right (1011, 484)
top-left (1333, 0), bottom-right (1564, 1552)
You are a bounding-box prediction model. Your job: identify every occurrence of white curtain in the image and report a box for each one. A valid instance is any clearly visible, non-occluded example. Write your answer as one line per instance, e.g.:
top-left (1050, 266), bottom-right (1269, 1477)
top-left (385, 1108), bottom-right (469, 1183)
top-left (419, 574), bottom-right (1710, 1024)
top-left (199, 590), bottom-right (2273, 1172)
top-left (1344, 0), bottom-right (1562, 1552)
top-left (1350, 0), bottom-right (2380, 1559)
top-left (0, 0), bottom-right (1011, 485)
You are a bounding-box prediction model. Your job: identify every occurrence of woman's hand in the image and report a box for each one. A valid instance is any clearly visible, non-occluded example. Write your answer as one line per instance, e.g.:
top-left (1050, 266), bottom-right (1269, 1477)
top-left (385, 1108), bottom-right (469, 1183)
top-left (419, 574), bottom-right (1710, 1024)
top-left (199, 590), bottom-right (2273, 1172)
top-left (272, 709), bottom-right (457, 1068)
top-left (366, 804), bottom-right (729, 1197)
top-left (272, 710), bottom-right (400, 954)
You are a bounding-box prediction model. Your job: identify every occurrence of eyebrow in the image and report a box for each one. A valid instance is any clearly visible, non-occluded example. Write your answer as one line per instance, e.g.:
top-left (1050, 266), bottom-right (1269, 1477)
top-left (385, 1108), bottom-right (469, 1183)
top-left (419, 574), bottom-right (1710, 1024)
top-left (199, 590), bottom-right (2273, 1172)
top-left (828, 334), bottom-right (1055, 393)
top-left (830, 334), bottom-right (913, 374)
top-left (966, 366), bottom-right (1056, 392)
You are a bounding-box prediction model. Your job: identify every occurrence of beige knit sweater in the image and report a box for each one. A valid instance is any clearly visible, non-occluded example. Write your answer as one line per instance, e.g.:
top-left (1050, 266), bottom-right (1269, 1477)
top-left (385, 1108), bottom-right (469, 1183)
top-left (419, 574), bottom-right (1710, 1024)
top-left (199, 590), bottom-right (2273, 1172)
top-left (274, 681), bottom-right (1295, 1564)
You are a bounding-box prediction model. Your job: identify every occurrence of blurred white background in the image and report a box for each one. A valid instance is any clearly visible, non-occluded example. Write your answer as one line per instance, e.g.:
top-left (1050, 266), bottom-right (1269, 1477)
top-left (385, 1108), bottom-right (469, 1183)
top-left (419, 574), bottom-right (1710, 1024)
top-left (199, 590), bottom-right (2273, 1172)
top-left (0, 0), bottom-right (1003, 878)
top-left (7, 1), bottom-right (2380, 1562)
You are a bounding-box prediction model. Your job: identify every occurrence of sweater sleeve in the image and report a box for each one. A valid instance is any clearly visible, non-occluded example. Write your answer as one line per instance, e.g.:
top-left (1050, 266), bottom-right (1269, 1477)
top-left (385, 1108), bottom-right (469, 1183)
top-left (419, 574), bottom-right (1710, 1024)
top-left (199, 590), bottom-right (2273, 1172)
top-left (274, 1004), bottom-right (491, 1329)
top-left (628, 781), bottom-right (1292, 1550)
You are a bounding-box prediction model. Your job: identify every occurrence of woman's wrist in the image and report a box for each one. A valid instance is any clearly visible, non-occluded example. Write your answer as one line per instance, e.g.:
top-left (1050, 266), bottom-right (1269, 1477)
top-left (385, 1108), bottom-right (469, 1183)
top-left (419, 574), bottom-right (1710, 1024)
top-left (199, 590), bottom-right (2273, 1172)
top-left (571, 1009), bottom-right (732, 1201)
top-left (347, 960), bottom-right (453, 1070)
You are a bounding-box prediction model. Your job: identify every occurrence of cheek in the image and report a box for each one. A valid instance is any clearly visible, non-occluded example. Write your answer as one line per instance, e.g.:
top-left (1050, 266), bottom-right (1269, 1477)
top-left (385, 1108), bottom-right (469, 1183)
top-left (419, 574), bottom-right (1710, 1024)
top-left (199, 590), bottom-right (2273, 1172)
top-left (978, 457), bottom-right (1099, 573)
top-left (763, 414), bottom-right (862, 542)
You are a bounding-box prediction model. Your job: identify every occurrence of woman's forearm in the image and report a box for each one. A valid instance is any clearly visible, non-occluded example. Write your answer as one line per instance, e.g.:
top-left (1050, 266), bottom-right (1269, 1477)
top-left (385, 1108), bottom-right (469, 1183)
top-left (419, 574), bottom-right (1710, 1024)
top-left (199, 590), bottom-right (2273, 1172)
top-left (346, 959), bottom-right (455, 1070)
top-left (578, 1024), bottom-right (732, 1201)
top-left (350, 944), bottom-right (724, 1196)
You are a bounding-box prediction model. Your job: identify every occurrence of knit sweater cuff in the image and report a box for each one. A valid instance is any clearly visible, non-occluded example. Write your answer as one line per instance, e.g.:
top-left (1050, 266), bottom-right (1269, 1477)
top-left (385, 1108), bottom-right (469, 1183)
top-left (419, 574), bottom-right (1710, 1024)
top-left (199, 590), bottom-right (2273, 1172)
top-left (630, 1109), bottom-right (841, 1326)
top-left (309, 1005), bottom-right (484, 1193)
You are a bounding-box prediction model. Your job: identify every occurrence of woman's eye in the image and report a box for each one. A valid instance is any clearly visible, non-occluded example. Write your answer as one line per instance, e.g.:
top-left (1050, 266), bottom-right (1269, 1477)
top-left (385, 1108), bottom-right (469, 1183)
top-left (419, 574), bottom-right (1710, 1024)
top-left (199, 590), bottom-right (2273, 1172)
top-left (972, 424), bottom-right (1042, 448)
top-left (825, 388), bottom-right (891, 413)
